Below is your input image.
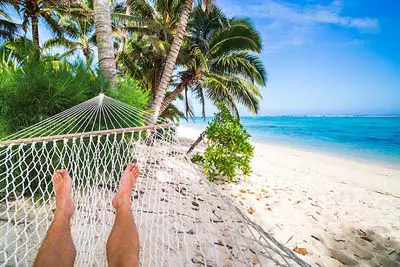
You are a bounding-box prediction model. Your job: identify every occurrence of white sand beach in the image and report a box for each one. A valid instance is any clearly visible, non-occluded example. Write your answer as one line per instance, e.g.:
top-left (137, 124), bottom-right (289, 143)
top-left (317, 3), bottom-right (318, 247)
top-left (178, 125), bottom-right (400, 266)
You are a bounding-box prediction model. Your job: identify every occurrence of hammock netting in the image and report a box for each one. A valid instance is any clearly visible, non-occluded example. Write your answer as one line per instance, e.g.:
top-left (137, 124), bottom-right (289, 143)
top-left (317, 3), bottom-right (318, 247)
top-left (0, 94), bottom-right (309, 266)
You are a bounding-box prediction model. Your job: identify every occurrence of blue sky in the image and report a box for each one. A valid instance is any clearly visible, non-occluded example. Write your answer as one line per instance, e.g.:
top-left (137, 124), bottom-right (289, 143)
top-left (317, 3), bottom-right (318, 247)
top-left (185, 0), bottom-right (400, 116)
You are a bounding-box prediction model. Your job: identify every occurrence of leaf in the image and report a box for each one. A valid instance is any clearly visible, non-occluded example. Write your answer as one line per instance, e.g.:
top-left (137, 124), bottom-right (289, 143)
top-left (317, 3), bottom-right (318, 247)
top-left (293, 247), bottom-right (307, 256)
top-left (247, 207), bottom-right (255, 214)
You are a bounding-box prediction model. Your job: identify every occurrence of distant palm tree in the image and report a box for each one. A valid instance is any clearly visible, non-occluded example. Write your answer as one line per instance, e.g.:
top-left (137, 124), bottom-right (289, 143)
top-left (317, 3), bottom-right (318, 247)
top-left (160, 7), bottom-right (266, 117)
top-left (93, 0), bottom-right (117, 84)
top-left (43, 8), bottom-right (95, 61)
top-left (5, 0), bottom-right (67, 53)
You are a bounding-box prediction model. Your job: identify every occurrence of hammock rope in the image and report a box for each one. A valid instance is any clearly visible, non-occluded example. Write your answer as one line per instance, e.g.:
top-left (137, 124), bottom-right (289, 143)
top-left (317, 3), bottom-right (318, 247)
top-left (0, 94), bottom-right (310, 267)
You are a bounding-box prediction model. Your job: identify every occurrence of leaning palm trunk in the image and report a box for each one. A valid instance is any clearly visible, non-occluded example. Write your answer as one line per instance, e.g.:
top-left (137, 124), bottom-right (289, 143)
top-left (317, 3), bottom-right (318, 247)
top-left (93, 0), bottom-right (117, 85)
top-left (187, 130), bottom-right (206, 155)
top-left (159, 82), bottom-right (186, 114)
top-left (149, 0), bottom-right (194, 123)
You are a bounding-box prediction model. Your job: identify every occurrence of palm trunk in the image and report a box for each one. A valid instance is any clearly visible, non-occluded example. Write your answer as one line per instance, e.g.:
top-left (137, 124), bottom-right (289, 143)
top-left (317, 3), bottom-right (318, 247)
top-left (31, 16), bottom-right (40, 56)
top-left (187, 130), bottom-right (206, 155)
top-left (93, 0), bottom-right (117, 85)
top-left (159, 82), bottom-right (185, 114)
top-left (151, 59), bottom-right (161, 101)
top-left (149, 0), bottom-right (194, 123)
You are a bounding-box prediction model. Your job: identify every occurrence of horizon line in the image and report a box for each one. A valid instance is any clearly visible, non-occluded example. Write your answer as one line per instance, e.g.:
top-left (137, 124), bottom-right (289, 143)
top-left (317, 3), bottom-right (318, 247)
top-left (190, 114), bottom-right (400, 118)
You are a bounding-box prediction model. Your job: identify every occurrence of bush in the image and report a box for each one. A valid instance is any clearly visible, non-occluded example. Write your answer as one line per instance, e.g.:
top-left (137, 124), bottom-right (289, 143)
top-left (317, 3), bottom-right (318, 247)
top-left (191, 153), bottom-right (204, 164)
top-left (203, 103), bottom-right (254, 182)
top-left (106, 77), bottom-right (149, 111)
top-left (0, 57), bottom-right (108, 137)
top-left (0, 56), bottom-right (151, 138)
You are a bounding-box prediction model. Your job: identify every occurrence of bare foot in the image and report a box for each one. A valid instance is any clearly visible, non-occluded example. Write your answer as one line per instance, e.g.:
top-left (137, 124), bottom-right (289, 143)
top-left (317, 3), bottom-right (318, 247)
top-left (53, 169), bottom-right (75, 219)
top-left (112, 164), bottom-right (140, 210)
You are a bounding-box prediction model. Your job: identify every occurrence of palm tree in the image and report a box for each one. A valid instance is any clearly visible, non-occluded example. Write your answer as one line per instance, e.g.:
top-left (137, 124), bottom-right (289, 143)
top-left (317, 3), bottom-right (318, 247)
top-left (160, 7), bottom-right (266, 117)
top-left (7, 0), bottom-right (66, 53)
top-left (93, 0), bottom-right (117, 85)
top-left (116, 0), bottom-right (184, 98)
top-left (43, 9), bottom-right (95, 61)
top-left (148, 0), bottom-right (195, 122)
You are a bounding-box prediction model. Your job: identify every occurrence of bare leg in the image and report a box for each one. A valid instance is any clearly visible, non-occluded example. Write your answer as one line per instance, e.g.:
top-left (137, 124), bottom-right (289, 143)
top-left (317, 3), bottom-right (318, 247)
top-left (34, 170), bottom-right (76, 267)
top-left (107, 164), bottom-right (140, 267)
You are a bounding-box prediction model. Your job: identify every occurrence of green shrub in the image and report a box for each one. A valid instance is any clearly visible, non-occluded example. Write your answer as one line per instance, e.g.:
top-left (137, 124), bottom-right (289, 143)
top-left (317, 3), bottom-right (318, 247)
top-left (107, 77), bottom-right (149, 111)
top-left (203, 103), bottom-right (254, 182)
top-left (191, 153), bottom-right (204, 163)
top-left (103, 77), bottom-right (150, 128)
top-left (0, 57), bottom-right (109, 137)
top-left (0, 56), bottom-right (151, 138)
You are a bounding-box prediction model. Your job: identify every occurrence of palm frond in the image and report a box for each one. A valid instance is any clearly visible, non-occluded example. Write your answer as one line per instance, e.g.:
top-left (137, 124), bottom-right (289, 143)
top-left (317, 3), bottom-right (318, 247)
top-left (204, 73), bottom-right (261, 114)
top-left (129, 0), bottom-right (154, 19)
top-left (59, 47), bottom-right (79, 59)
top-left (211, 51), bottom-right (266, 86)
top-left (43, 37), bottom-right (78, 50)
top-left (41, 13), bottom-right (63, 37)
top-left (192, 84), bottom-right (206, 119)
top-left (160, 101), bottom-right (186, 122)
top-left (0, 18), bottom-right (19, 39)
top-left (208, 19), bottom-right (262, 57)
top-left (184, 87), bottom-right (195, 119)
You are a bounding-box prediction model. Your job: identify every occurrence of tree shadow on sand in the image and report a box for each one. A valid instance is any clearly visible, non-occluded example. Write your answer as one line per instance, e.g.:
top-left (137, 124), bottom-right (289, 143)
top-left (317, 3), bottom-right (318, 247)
top-left (323, 227), bottom-right (400, 266)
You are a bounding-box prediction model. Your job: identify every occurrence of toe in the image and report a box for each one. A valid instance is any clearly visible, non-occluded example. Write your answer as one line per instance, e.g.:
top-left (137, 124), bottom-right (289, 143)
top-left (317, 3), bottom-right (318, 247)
top-left (53, 171), bottom-right (62, 184)
top-left (128, 164), bottom-right (134, 172)
top-left (132, 166), bottom-right (139, 181)
top-left (133, 169), bottom-right (139, 178)
top-left (61, 169), bottom-right (68, 177)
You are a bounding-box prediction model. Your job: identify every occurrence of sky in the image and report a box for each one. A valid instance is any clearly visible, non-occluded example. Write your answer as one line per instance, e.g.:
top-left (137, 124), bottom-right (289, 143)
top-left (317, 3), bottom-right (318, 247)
top-left (184, 0), bottom-right (400, 116)
top-left (5, 0), bottom-right (400, 116)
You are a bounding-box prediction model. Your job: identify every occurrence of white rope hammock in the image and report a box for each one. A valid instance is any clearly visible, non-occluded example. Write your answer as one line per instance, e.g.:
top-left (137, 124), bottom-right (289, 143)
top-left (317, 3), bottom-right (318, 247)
top-left (0, 94), bottom-right (309, 267)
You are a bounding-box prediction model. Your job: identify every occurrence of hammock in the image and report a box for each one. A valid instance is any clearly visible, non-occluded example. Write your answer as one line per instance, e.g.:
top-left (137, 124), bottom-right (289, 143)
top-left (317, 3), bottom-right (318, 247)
top-left (0, 94), bottom-right (309, 267)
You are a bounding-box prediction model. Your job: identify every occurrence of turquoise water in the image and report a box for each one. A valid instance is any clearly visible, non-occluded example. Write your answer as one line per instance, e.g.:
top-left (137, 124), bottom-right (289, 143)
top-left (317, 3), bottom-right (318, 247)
top-left (182, 117), bottom-right (400, 166)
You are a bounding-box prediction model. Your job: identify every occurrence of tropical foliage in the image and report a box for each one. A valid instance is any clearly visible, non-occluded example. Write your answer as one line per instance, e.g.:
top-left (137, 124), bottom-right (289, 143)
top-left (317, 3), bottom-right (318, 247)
top-left (0, 54), bottom-right (105, 137)
top-left (0, 51), bottom-right (148, 137)
top-left (4, 0), bottom-right (65, 52)
top-left (161, 6), bottom-right (266, 117)
top-left (106, 77), bottom-right (149, 109)
top-left (0, 1), bottom-right (19, 40)
top-left (0, 0), bottom-right (267, 143)
top-left (43, 6), bottom-right (95, 61)
top-left (201, 103), bottom-right (254, 182)
top-left (116, 0), bottom-right (183, 95)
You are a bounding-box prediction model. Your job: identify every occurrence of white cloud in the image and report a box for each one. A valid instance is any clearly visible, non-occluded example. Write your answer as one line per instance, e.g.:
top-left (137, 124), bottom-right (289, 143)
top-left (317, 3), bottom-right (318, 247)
top-left (223, 0), bottom-right (378, 31)
top-left (218, 0), bottom-right (378, 53)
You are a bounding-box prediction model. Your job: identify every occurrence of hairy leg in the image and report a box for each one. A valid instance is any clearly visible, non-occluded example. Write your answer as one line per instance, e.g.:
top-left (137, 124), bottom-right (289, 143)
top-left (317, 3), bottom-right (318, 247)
top-left (34, 170), bottom-right (76, 267)
top-left (107, 164), bottom-right (140, 267)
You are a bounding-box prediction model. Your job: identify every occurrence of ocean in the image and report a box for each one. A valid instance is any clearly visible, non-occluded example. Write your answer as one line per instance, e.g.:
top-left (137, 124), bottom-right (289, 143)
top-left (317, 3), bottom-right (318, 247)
top-left (182, 116), bottom-right (400, 166)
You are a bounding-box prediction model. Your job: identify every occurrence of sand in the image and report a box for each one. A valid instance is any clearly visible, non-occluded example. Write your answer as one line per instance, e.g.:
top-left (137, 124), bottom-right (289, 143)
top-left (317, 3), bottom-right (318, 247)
top-left (178, 125), bottom-right (400, 267)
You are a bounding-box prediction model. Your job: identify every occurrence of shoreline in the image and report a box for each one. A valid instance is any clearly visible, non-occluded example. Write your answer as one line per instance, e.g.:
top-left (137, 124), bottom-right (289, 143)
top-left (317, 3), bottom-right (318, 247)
top-left (254, 140), bottom-right (400, 171)
top-left (178, 124), bottom-right (400, 170)
top-left (178, 125), bottom-right (400, 266)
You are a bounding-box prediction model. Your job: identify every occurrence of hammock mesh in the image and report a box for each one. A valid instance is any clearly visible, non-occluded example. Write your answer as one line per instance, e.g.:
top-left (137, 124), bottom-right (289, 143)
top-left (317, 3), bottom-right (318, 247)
top-left (0, 94), bottom-right (309, 266)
